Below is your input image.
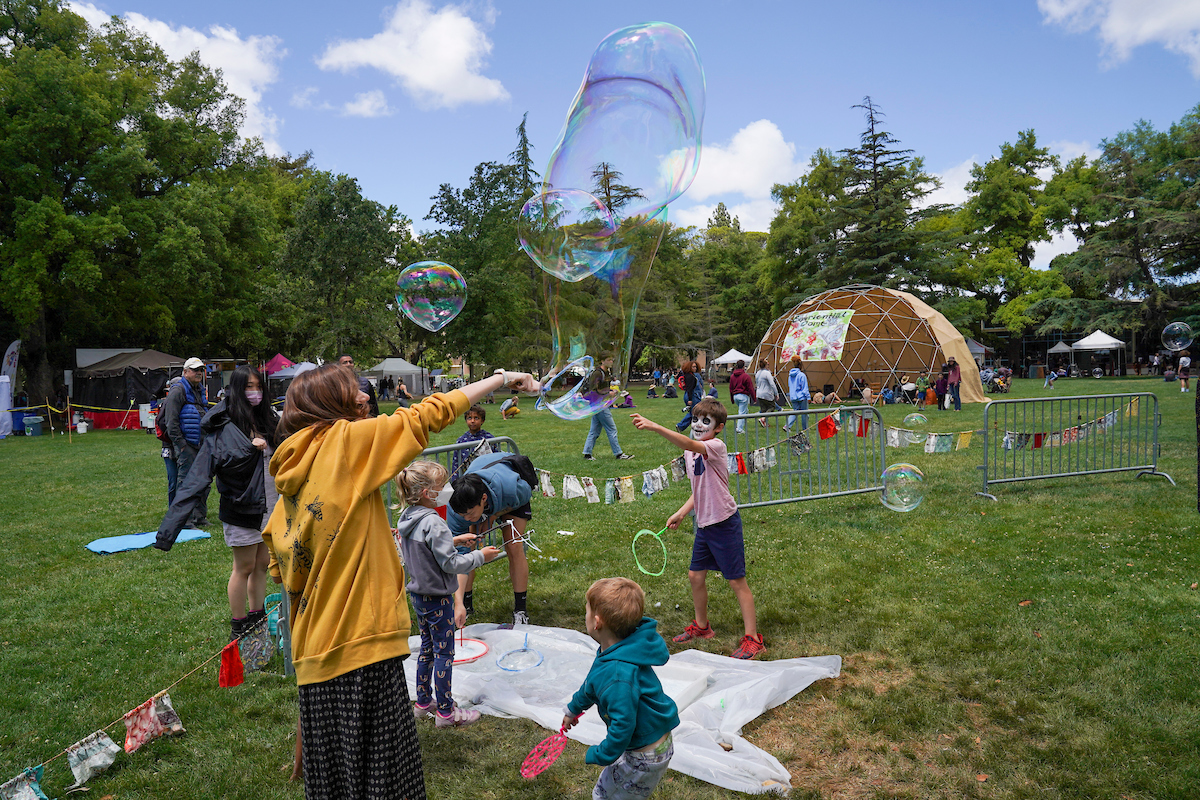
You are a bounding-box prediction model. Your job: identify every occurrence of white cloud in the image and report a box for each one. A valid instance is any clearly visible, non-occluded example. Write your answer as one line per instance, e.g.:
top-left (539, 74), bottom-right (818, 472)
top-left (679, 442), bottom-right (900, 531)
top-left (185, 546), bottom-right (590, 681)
top-left (1039, 0), bottom-right (1200, 77)
top-left (685, 120), bottom-right (806, 202)
top-left (672, 198), bottom-right (780, 233)
top-left (316, 0), bottom-right (507, 109)
top-left (1048, 138), bottom-right (1101, 163)
top-left (343, 90), bottom-right (393, 118)
top-left (923, 156), bottom-right (978, 209)
top-left (69, 3), bottom-right (287, 154)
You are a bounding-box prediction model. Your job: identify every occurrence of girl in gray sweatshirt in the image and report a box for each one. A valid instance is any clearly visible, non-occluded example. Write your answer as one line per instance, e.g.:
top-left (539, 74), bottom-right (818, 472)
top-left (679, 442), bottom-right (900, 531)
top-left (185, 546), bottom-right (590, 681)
top-left (394, 461), bottom-right (501, 727)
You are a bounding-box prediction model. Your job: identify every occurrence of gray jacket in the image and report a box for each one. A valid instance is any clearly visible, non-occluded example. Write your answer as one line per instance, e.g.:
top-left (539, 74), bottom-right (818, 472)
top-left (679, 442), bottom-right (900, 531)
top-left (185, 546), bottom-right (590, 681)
top-left (395, 505), bottom-right (486, 596)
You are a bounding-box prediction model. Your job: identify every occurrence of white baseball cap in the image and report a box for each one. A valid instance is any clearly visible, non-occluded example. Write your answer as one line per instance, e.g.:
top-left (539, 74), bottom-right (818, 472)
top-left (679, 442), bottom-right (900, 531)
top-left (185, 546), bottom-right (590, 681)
top-left (184, 357), bottom-right (204, 370)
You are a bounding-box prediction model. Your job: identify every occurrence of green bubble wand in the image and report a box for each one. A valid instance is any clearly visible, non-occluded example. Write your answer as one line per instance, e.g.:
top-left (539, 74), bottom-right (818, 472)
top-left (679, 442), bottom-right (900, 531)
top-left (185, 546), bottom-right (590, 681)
top-left (631, 526), bottom-right (669, 577)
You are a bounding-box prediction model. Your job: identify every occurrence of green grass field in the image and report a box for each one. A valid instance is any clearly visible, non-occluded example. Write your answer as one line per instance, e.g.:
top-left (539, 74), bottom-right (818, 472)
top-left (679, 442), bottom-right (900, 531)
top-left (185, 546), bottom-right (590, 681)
top-left (1, 375), bottom-right (1197, 799)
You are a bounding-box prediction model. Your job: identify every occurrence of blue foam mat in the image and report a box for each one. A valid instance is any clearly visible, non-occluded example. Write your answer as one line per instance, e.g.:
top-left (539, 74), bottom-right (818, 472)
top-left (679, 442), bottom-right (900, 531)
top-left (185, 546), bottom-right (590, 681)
top-left (86, 529), bottom-right (210, 555)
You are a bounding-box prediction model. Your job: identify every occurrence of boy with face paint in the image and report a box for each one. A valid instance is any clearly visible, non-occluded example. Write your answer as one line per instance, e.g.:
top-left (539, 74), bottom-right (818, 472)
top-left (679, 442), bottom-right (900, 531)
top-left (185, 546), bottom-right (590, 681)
top-left (629, 399), bottom-right (766, 659)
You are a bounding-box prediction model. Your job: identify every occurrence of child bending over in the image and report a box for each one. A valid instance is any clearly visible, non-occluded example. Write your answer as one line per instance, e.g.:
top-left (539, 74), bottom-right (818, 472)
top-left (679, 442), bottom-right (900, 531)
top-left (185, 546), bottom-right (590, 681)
top-left (394, 461), bottom-right (502, 727)
top-left (563, 578), bottom-right (679, 799)
top-left (630, 398), bottom-right (766, 659)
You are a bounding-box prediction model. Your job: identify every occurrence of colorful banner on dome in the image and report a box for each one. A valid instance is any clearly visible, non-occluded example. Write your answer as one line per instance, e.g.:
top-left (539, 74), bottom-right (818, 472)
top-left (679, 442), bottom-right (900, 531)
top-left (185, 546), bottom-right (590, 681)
top-left (779, 310), bottom-right (854, 362)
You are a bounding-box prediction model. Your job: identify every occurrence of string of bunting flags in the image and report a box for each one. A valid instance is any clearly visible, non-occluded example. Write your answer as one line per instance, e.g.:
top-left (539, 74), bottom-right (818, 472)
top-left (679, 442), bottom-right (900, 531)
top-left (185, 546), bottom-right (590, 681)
top-left (1, 605), bottom-right (280, 798)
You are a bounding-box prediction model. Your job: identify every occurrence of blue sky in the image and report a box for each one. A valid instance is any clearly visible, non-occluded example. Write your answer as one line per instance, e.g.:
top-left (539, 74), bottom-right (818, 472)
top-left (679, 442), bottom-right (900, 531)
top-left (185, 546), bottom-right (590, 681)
top-left (70, 0), bottom-right (1200, 267)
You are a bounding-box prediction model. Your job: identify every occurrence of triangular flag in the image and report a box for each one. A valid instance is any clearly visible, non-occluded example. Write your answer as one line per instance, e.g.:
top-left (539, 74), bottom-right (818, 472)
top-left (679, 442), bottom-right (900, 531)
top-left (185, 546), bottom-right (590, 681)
top-left (153, 691), bottom-right (186, 736)
top-left (856, 416), bottom-right (872, 437)
top-left (956, 430), bottom-right (972, 450)
top-left (581, 477), bottom-right (601, 503)
top-left (817, 414), bottom-right (840, 440)
top-left (618, 476), bottom-right (635, 502)
top-left (1, 766), bottom-right (49, 800)
top-left (562, 475), bottom-right (585, 500)
top-left (735, 453), bottom-right (748, 475)
top-left (219, 641), bottom-right (244, 688)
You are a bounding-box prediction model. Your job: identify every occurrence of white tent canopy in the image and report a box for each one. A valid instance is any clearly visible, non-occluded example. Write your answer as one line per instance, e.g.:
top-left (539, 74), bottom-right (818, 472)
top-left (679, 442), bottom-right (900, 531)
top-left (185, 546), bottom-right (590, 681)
top-left (712, 348), bottom-right (754, 365)
top-left (1048, 342), bottom-right (1074, 354)
top-left (1072, 330), bottom-right (1125, 350)
top-left (368, 357), bottom-right (426, 394)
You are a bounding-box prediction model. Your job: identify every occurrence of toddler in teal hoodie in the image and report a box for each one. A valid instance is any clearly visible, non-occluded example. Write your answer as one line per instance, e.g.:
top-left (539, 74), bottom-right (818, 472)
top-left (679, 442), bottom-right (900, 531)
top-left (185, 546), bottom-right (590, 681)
top-left (563, 578), bottom-right (680, 799)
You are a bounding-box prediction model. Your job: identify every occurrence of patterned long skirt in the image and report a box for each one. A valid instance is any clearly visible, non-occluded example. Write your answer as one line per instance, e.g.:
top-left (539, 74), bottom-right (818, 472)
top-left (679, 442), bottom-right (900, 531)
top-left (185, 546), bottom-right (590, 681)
top-left (298, 656), bottom-right (425, 800)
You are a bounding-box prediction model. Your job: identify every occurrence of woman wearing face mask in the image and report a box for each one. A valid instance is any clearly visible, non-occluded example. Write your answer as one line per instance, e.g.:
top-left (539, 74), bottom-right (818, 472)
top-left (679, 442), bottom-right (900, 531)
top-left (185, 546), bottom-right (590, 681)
top-left (156, 364), bottom-right (280, 641)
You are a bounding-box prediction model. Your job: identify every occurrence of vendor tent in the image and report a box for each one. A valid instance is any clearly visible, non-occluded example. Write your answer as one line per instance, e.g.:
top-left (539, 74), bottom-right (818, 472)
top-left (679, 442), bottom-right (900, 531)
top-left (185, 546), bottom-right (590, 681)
top-left (267, 361), bottom-right (317, 398)
top-left (263, 353), bottom-right (294, 375)
top-left (1048, 342), bottom-right (1074, 355)
top-left (368, 357), bottom-right (425, 395)
top-left (753, 285), bottom-right (986, 403)
top-left (712, 348), bottom-right (754, 365)
top-left (73, 349), bottom-right (184, 409)
top-left (1072, 330), bottom-right (1126, 375)
top-left (965, 337), bottom-right (994, 365)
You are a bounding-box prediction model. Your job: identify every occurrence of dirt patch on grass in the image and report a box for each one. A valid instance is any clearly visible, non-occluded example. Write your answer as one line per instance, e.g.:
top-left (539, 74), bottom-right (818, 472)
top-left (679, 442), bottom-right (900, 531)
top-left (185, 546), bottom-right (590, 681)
top-left (745, 653), bottom-right (1022, 799)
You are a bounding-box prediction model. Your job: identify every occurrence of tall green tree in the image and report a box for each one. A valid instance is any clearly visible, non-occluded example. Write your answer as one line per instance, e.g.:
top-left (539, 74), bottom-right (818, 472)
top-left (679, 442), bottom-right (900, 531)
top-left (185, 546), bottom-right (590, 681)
top-left (0, 1), bottom-right (251, 401)
top-left (274, 172), bottom-right (406, 361)
top-left (964, 129), bottom-right (1057, 269)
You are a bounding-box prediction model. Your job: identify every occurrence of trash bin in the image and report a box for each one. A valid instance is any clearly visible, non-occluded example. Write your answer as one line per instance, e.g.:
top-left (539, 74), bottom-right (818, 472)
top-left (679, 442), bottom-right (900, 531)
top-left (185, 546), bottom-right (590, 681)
top-left (11, 410), bottom-right (25, 435)
top-left (23, 415), bottom-right (43, 436)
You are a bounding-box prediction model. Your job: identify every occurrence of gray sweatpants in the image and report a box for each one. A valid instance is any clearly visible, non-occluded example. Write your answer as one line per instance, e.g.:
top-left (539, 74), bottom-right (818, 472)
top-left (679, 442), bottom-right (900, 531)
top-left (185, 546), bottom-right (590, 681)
top-left (593, 735), bottom-right (673, 800)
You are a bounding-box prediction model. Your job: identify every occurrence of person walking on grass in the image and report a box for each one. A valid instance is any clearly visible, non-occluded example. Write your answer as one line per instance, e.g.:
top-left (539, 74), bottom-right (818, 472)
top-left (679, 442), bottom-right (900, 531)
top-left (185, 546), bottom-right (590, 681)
top-left (785, 356), bottom-right (809, 432)
top-left (728, 360), bottom-right (755, 434)
top-left (263, 364), bottom-right (538, 799)
top-left (583, 354), bottom-right (634, 461)
top-left (630, 398), bottom-right (766, 659)
top-left (156, 365), bottom-right (280, 642)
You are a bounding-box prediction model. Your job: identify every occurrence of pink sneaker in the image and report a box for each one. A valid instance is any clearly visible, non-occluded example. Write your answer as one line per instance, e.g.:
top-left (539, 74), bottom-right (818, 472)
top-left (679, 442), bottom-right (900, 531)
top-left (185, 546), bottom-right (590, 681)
top-left (435, 705), bottom-right (481, 728)
top-left (413, 702), bottom-right (434, 720)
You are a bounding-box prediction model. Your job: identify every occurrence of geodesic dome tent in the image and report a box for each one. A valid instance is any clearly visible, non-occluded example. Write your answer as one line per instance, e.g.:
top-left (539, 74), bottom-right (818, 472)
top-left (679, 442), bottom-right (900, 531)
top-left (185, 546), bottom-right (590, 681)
top-left (752, 284), bottom-right (986, 403)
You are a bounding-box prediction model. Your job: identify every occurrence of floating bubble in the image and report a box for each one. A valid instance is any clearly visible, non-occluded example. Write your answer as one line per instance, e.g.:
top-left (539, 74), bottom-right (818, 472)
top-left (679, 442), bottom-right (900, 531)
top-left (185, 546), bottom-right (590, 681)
top-left (536, 355), bottom-right (617, 421)
top-left (902, 412), bottom-right (927, 445)
top-left (1162, 322), bottom-right (1193, 352)
top-left (396, 261), bottom-right (466, 332)
top-left (518, 190), bottom-right (618, 282)
top-left (543, 23), bottom-right (705, 225)
top-left (880, 463), bottom-right (925, 512)
top-left (1092, 367), bottom-right (1104, 378)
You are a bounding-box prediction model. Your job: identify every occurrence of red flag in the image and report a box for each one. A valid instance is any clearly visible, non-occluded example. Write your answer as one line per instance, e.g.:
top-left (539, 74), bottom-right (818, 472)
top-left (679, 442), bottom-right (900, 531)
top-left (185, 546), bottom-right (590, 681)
top-left (856, 416), bottom-right (871, 437)
top-left (735, 453), bottom-right (748, 474)
top-left (219, 641), bottom-right (244, 687)
top-left (1032, 433), bottom-right (1044, 449)
top-left (817, 415), bottom-right (840, 440)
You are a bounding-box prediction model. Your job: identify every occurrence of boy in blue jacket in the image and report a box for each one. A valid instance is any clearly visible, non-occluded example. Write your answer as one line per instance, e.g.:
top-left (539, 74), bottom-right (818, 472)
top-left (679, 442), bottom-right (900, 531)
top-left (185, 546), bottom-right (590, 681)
top-left (563, 577), bottom-right (679, 799)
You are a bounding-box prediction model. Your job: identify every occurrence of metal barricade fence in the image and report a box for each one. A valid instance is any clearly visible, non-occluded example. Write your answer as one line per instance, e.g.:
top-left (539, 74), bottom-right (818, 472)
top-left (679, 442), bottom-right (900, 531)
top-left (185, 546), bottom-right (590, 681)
top-left (414, 436), bottom-right (521, 480)
top-left (721, 405), bottom-right (886, 508)
top-left (978, 392), bottom-right (1173, 500)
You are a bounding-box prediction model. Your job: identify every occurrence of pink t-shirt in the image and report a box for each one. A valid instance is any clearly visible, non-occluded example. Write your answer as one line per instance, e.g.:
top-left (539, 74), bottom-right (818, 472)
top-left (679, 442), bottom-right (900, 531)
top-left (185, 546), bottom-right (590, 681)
top-left (685, 438), bottom-right (739, 528)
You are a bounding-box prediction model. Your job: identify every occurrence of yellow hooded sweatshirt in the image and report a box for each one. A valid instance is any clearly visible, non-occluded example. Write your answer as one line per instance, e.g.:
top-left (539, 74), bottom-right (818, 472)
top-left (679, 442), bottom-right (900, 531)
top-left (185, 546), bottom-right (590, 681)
top-left (264, 390), bottom-right (469, 685)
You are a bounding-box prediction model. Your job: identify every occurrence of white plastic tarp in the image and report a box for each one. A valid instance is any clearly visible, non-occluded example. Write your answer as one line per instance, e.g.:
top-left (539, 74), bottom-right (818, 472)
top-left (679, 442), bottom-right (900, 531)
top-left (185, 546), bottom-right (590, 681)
top-left (405, 624), bottom-right (840, 795)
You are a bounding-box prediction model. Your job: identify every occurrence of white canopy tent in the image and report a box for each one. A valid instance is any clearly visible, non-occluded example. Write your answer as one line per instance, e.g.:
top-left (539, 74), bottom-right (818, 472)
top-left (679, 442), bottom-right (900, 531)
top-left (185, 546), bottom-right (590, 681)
top-left (368, 357), bottom-right (427, 395)
top-left (712, 348), bottom-right (754, 366)
top-left (267, 361), bottom-right (317, 399)
top-left (964, 337), bottom-right (994, 366)
top-left (1048, 342), bottom-right (1074, 354)
top-left (1072, 330), bottom-right (1126, 376)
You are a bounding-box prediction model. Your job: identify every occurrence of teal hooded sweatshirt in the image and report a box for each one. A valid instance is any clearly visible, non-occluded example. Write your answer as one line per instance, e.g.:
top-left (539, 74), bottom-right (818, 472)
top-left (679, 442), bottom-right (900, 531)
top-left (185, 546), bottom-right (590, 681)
top-left (567, 617), bottom-right (680, 765)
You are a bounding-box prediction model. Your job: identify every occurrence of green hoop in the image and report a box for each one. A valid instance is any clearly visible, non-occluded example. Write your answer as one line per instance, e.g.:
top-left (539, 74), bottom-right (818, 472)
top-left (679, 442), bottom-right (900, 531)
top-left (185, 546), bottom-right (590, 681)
top-left (632, 527), bottom-right (669, 577)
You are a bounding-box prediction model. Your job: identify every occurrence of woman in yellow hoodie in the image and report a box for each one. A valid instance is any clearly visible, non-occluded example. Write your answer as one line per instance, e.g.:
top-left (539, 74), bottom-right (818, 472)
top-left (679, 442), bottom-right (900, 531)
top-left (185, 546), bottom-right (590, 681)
top-left (265, 363), bottom-right (538, 799)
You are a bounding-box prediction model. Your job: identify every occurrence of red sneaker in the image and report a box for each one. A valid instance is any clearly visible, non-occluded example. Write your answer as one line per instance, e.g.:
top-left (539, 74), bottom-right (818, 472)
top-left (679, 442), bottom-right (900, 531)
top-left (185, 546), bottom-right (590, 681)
top-left (732, 634), bottom-right (766, 660)
top-left (673, 621), bottom-right (715, 643)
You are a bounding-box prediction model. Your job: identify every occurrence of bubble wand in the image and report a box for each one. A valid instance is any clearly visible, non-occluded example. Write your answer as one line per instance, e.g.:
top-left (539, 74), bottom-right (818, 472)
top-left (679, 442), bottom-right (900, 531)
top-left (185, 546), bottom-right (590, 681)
top-left (631, 526), bottom-right (668, 576)
top-left (521, 712), bottom-right (584, 779)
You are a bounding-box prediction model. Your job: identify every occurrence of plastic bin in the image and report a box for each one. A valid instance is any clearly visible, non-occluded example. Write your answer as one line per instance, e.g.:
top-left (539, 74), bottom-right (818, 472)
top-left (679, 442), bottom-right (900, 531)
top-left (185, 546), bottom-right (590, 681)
top-left (23, 415), bottom-right (43, 436)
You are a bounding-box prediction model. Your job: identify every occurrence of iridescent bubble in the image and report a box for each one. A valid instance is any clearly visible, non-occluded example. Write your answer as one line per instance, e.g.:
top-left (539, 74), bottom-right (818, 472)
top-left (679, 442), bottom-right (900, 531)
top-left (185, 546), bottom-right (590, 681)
top-left (1092, 367), bottom-right (1104, 378)
top-left (880, 463), bottom-right (925, 512)
top-left (518, 189), bottom-right (617, 282)
top-left (396, 261), bottom-right (466, 332)
top-left (1162, 322), bottom-right (1193, 352)
top-left (902, 412), bottom-right (927, 445)
top-left (543, 22), bottom-right (705, 225)
top-left (536, 355), bottom-right (617, 421)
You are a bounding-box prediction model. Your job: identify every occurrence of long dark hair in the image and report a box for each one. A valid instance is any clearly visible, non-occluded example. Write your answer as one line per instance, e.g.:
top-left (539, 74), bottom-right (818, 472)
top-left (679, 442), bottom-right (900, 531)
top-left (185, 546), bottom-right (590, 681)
top-left (227, 364), bottom-right (279, 446)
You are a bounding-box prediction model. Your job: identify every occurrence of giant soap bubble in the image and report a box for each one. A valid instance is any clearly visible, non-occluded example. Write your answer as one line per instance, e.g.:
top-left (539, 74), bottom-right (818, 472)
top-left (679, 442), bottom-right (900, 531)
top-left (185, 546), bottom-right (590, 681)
top-left (881, 463), bottom-right (925, 512)
top-left (396, 261), bottom-right (466, 332)
top-left (531, 23), bottom-right (705, 420)
top-left (902, 412), bottom-right (927, 445)
top-left (1162, 322), bottom-right (1193, 352)
top-left (518, 189), bottom-right (617, 282)
top-left (535, 356), bottom-right (617, 421)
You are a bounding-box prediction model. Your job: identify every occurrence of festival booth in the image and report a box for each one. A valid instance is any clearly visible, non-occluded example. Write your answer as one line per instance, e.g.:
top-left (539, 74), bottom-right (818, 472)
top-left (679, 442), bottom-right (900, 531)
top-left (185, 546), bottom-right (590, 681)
top-left (710, 348), bottom-right (754, 375)
top-left (267, 361), bottom-right (316, 399)
top-left (368, 357), bottom-right (426, 396)
top-left (965, 337), bottom-right (995, 367)
top-left (753, 284), bottom-right (985, 403)
top-left (262, 353), bottom-right (294, 376)
top-left (73, 349), bottom-right (185, 429)
top-left (1071, 330), bottom-right (1126, 376)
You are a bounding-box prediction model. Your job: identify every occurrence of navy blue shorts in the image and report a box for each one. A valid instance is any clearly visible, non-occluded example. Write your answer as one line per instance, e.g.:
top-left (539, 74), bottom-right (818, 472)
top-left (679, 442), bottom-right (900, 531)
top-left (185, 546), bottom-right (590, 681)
top-left (689, 511), bottom-right (746, 580)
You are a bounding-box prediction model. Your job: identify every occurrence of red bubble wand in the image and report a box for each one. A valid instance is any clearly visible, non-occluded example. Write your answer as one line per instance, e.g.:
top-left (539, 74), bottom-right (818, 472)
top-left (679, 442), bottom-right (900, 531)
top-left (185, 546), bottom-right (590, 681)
top-left (520, 713), bottom-right (583, 779)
